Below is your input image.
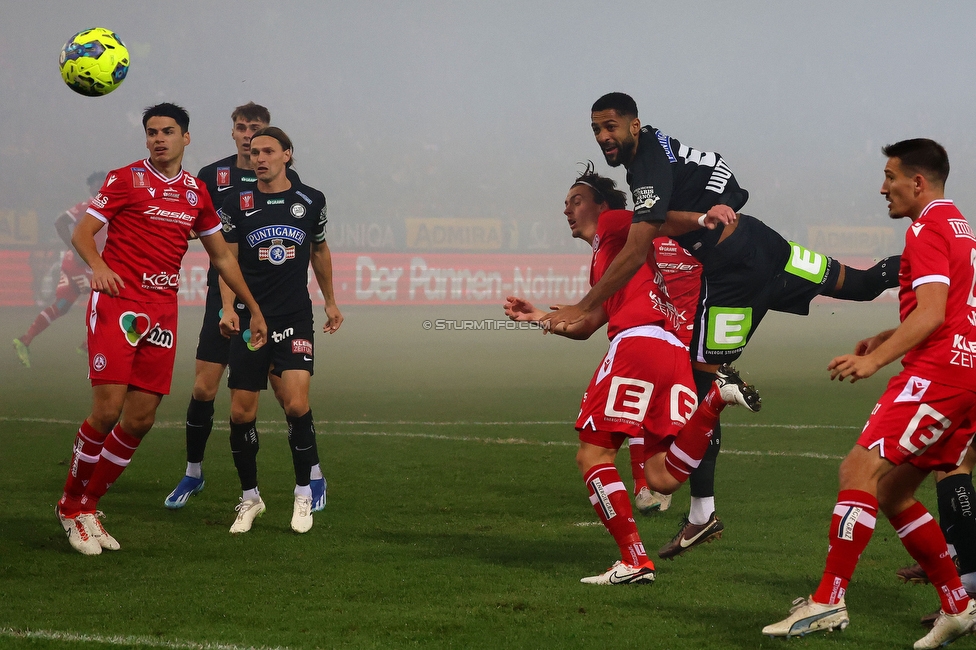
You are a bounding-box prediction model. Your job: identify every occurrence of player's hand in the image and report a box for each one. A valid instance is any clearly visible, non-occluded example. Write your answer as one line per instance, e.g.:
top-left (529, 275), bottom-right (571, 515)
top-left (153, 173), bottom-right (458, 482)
top-left (854, 335), bottom-right (881, 356)
top-left (702, 205), bottom-right (737, 229)
top-left (828, 353), bottom-right (881, 383)
top-left (324, 304), bottom-right (343, 334)
top-left (503, 296), bottom-right (544, 321)
top-left (90, 267), bottom-right (125, 296)
top-left (247, 312), bottom-right (268, 350)
top-left (71, 274), bottom-right (91, 292)
top-left (854, 329), bottom-right (894, 356)
top-left (540, 303), bottom-right (588, 333)
top-left (219, 310), bottom-right (241, 339)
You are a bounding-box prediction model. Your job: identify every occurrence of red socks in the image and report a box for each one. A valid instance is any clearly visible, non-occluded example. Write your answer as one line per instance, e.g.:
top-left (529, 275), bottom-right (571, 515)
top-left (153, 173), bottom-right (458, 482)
top-left (892, 501), bottom-right (970, 614)
top-left (814, 489), bottom-right (878, 605)
top-left (584, 463), bottom-right (649, 567)
top-left (77, 425), bottom-right (142, 514)
top-left (59, 421), bottom-right (108, 515)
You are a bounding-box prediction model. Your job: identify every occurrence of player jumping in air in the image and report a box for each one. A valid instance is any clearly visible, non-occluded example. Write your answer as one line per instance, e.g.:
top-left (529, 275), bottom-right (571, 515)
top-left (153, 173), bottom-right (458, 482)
top-left (763, 139), bottom-right (976, 649)
top-left (545, 93), bottom-right (901, 560)
top-left (505, 166), bottom-right (760, 585)
top-left (55, 103), bottom-right (267, 556)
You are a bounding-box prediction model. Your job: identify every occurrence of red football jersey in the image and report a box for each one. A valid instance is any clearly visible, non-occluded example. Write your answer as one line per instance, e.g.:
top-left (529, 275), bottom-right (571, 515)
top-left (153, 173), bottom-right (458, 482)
top-left (899, 200), bottom-right (976, 390)
top-left (65, 198), bottom-right (107, 251)
top-left (591, 210), bottom-right (681, 339)
top-left (87, 160), bottom-right (221, 303)
top-left (654, 237), bottom-right (702, 346)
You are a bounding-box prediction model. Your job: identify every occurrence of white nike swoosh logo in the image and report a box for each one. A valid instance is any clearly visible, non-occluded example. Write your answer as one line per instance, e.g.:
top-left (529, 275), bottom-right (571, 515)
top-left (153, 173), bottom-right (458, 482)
top-left (303, 355), bottom-right (313, 361)
top-left (608, 567), bottom-right (652, 584)
top-left (218, 185), bottom-right (233, 192)
top-left (245, 209), bottom-right (262, 216)
top-left (679, 526), bottom-right (716, 548)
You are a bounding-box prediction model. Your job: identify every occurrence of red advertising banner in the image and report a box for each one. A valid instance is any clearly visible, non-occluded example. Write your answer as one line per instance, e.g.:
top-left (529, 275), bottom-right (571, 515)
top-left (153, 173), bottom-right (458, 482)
top-left (0, 249), bottom-right (892, 307)
top-left (181, 251), bottom-right (592, 306)
top-left (0, 250), bottom-right (591, 307)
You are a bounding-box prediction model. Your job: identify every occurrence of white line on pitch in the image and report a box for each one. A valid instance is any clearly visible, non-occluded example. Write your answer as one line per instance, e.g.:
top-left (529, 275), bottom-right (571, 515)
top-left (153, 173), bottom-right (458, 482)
top-left (0, 416), bottom-right (846, 460)
top-left (0, 416), bottom-right (861, 430)
top-left (0, 627), bottom-right (292, 650)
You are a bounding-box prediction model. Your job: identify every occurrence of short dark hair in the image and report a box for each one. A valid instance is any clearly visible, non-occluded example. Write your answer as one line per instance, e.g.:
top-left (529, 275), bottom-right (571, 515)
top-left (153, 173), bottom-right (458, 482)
top-left (142, 102), bottom-right (190, 133)
top-left (251, 126), bottom-right (295, 168)
top-left (882, 138), bottom-right (949, 186)
top-left (231, 102), bottom-right (271, 124)
top-left (591, 92), bottom-right (638, 119)
top-left (572, 162), bottom-right (627, 210)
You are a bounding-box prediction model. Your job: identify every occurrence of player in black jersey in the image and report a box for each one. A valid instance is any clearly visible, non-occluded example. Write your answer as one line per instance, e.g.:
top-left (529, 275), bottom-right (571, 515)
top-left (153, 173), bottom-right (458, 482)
top-left (163, 103), bottom-right (319, 511)
top-left (218, 126), bottom-right (342, 535)
top-left (544, 92), bottom-right (901, 559)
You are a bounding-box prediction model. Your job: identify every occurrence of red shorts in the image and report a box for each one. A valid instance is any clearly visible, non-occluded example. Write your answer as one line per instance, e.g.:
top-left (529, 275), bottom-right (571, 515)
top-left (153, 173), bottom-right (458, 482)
top-left (86, 292), bottom-right (179, 395)
top-left (857, 372), bottom-right (976, 472)
top-left (576, 326), bottom-right (697, 452)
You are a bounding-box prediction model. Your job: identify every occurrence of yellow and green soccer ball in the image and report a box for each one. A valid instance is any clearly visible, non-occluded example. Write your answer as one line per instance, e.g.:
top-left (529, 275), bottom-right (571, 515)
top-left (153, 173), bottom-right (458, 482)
top-left (59, 28), bottom-right (129, 96)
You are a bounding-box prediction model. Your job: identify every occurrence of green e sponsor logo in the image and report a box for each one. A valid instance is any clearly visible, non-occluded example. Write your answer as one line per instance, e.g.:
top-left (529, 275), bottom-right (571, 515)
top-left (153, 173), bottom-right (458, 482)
top-left (707, 307), bottom-right (753, 350)
top-left (785, 242), bottom-right (827, 283)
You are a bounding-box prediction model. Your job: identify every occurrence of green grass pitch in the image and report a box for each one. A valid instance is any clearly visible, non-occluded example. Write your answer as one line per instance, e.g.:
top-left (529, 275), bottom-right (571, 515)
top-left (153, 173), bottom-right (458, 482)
top-left (0, 301), bottom-right (964, 649)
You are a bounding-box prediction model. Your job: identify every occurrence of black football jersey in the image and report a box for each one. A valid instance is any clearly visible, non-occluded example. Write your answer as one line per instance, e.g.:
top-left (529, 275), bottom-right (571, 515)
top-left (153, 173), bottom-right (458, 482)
top-left (627, 125), bottom-right (749, 224)
top-left (197, 155), bottom-right (301, 291)
top-left (221, 181), bottom-right (327, 318)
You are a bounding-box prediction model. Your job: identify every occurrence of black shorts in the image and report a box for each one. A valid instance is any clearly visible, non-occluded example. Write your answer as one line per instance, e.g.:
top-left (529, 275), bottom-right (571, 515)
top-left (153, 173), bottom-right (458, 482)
top-left (682, 214), bottom-right (840, 365)
top-left (227, 310), bottom-right (315, 391)
top-left (194, 280), bottom-right (230, 364)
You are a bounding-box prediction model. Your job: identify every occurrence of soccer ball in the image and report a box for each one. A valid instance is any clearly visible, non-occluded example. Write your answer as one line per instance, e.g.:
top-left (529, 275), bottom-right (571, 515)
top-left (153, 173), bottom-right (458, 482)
top-left (59, 28), bottom-right (129, 97)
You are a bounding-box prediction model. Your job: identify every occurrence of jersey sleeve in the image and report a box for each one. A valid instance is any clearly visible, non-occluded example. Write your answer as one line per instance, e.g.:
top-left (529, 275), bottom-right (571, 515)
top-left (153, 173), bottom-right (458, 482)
top-left (313, 195), bottom-right (328, 243)
top-left (629, 138), bottom-right (673, 224)
top-left (193, 189), bottom-right (222, 237)
top-left (220, 196), bottom-right (241, 244)
top-left (906, 221), bottom-right (951, 289)
top-left (86, 168), bottom-right (131, 224)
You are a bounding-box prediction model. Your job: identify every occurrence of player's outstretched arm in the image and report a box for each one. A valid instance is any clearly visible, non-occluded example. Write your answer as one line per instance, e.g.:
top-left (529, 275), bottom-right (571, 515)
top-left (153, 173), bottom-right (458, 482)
top-left (310, 240), bottom-right (343, 334)
top-left (829, 282), bottom-right (946, 383)
top-left (546, 303), bottom-right (608, 340)
top-left (201, 233), bottom-right (267, 350)
top-left (659, 205), bottom-right (737, 238)
top-left (72, 213), bottom-right (123, 296)
top-left (542, 220), bottom-right (658, 331)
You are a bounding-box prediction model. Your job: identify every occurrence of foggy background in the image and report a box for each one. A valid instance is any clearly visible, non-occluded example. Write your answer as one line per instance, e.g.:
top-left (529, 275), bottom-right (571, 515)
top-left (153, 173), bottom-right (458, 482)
top-left (2, 0), bottom-right (975, 255)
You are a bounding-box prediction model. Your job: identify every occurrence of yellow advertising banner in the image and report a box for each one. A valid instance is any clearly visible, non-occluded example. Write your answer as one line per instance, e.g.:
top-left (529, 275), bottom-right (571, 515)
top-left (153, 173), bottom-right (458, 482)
top-left (807, 225), bottom-right (895, 256)
top-left (0, 210), bottom-right (38, 246)
top-left (405, 218), bottom-right (503, 250)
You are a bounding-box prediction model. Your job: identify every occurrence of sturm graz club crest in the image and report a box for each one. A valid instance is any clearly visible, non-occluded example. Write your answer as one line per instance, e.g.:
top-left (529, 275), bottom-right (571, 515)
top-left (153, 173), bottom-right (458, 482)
top-left (290, 203), bottom-right (306, 219)
top-left (258, 238), bottom-right (296, 265)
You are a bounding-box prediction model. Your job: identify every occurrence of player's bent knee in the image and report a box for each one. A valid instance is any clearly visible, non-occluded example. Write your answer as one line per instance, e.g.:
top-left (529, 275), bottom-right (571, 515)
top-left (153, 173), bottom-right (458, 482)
top-left (644, 452), bottom-right (681, 494)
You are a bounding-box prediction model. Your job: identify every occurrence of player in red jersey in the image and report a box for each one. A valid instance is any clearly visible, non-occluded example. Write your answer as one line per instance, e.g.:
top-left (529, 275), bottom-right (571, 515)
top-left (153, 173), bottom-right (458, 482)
top-left (13, 171), bottom-right (107, 366)
top-left (764, 139), bottom-right (976, 649)
top-left (504, 166), bottom-right (760, 585)
top-left (629, 237), bottom-right (702, 515)
top-left (53, 103), bottom-right (268, 556)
